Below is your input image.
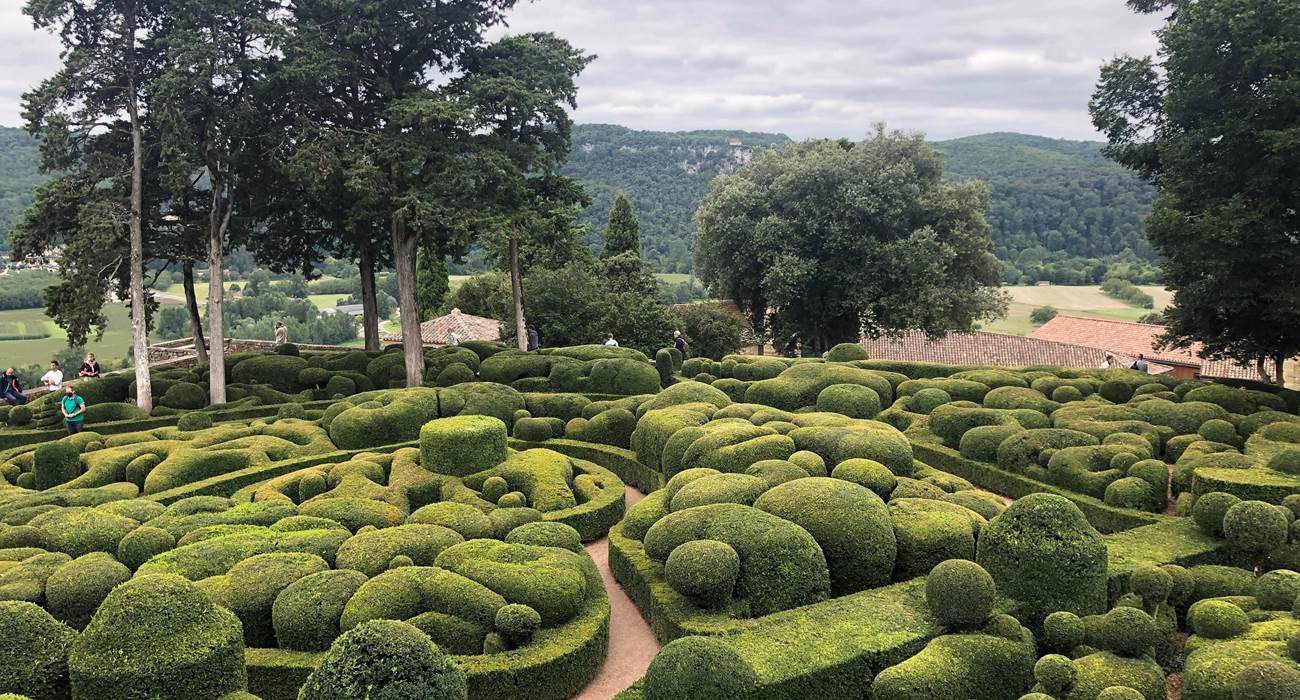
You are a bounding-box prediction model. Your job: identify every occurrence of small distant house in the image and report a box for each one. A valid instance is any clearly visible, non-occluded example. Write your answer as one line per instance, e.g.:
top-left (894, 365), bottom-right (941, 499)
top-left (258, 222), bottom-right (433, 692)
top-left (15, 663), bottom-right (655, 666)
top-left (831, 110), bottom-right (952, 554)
top-left (381, 308), bottom-right (501, 346)
top-left (728, 137), bottom-right (742, 147)
top-left (320, 303), bottom-right (365, 317)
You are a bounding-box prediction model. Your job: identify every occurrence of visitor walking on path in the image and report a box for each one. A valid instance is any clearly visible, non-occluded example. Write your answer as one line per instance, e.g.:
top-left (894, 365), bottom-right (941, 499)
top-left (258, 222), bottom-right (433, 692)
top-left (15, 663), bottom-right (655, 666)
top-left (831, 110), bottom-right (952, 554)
top-left (274, 321), bottom-right (288, 346)
top-left (40, 361), bottom-right (63, 389)
top-left (673, 330), bottom-right (688, 357)
top-left (604, 333), bottom-right (619, 347)
top-left (1130, 354), bottom-right (1149, 373)
top-left (0, 369), bottom-right (25, 405)
top-left (78, 353), bottom-right (102, 378)
top-left (61, 385), bottom-right (86, 435)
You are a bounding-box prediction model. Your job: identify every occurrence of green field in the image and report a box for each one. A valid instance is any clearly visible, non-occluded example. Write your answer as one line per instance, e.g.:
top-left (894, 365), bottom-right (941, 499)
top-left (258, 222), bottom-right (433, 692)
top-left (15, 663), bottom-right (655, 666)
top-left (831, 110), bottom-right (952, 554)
top-left (980, 285), bottom-right (1172, 336)
top-left (653, 273), bottom-right (695, 285)
top-left (0, 304), bottom-right (139, 368)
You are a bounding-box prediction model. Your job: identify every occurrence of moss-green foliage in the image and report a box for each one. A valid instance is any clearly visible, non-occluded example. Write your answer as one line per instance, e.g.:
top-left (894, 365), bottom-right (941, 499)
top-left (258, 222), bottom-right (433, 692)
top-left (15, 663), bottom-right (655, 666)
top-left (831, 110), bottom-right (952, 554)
top-left (505, 522), bottom-right (583, 553)
top-left (668, 473), bottom-right (768, 510)
top-left (976, 494), bottom-right (1108, 628)
top-left (136, 525), bottom-right (350, 581)
top-left (789, 422), bottom-right (915, 476)
top-left (1199, 418), bottom-right (1242, 447)
top-left (928, 403), bottom-right (1049, 449)
top-left (26, 507), bottom-right (139, 558)
top-left (513, 416), bottom-right (562, 442)
top-left (0, 601), bottom-right (77, 699)
top-left (826, 343), bottom-right (870, 362)
top-left (955, 425), bottom-right (1019, 463)
top-left (494, 603), bottom-right (541, 647)
top-left (1091, 606), bottom-right (1158, 658)
top-left (926, 559), bottom-right (996, 628)
top-left (642, 636), bottom-right (757, 700)
top-left (871, 632), bottom-right (1035, 700)
top-left (434, 539), bottom-right (591, 627)
top-left (297, 619), bottom-right (467, 700)
top-left (115, 526), bottom-right (175, 571)
top-left (69, 574), bottom-right (246, 700)
top-left (888, 498), bottom-right (982, 580)
top-left (159, 382), bottom-right (207, 410)
top-left (335, 524), bottom-right (464, 578)
top-left (984, 386), bottom-right (1059, 414)
top-left (7, 405), bottom-right (31, 426)
top-left (1224, 500), bottom-right (1290, 563)
top-left (746, 363), bottom-right (893, 412)
top-left (1043, 611), bottom-right (1085, 654)
top-left (630, 404), bottom-right (717, 472)
top-left (1044, 444), bottom-right (1144, 500)
top-left (898, 378), bottom-right (992, 404)
top-left (1182, 640), bottom-right (1296, 700)
top-left (908, 388), bottom-right (952, 415)
top-left (585, 358), bottom-right (660, 395)
top-left (950, 369), bottom-right (1028, 389)
top-left (996, 429), bottom-right (1099, 473)
top-left (1105, 476), bottom-right (1159, 511)
top-left (1131, 398), bottom-right (1230, 436)
top-left (271, 569), bottom-right (368, 652)
top-left (1052, 385), bottom-right (1084, 403)
top-left (664, 539), bottom-right (740, 609)
top-left (203, 552), bottom-right (331, 648)
top-left (419, 415), bottom-right (507, 477)
top-left (831, 458), bottom-right (897, 498)
top-left (1062, 652), bottom-right (1166, 700)
top-left (43, 552), bottom-right (130, 631)
top-left (1252, 570), bottom-right (1300, 611)
top-left (655, 349), bottom-right (674, 389)
top-left (1193, 492), bottom-right (1242, 536)
top-left (1190, 599), bottom-right (1251, 639)
top-left (328, 388), bottom-right (441, 449)
top-left (33, 442), bottom-right (81, 491)
top-left (743, 459), bottom-right (809, 488)
top-left (231, 355), bottom-right (309, 392)
top-left (1184, 385), bottom-right (1285, 415)
top-left (1189, 565), bottom-right (1256, 603)
top-left (339, 566), bottom-right (506, 635)
top-left (407, 503), bottom-right (494, 540)
top-left (643, 503), bottom-right (829, 616)
top-left (816, 383), bottom-right (882, 419)
top-left (754, 477), bottom-right (896, 594)
top-left (176, 412), bottom-right (213, 432)
top-left (1232, 660), bottom-right (1300, 700)
top-left (565, 408), bottom-right (638, 449)
top-left (1033, 654), bottom-right (1076, 694)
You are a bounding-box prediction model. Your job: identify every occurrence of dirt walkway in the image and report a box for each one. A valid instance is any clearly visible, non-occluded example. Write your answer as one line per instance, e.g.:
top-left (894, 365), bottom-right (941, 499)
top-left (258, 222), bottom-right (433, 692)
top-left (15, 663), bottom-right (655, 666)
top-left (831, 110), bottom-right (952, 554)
top-left (574, 486), bottom-right (660, 700)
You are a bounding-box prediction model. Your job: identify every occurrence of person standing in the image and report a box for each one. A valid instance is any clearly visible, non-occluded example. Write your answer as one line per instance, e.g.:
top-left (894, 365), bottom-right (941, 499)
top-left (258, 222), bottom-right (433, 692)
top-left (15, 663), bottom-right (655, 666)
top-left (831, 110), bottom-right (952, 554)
top-left (526, 324), bottom-right (540, 352)
top-left (604, 333), bottom-right (619, 347)
top-left (274, 321), bottom-right (288, 346)
top-left (673, 330), bottom-right (688, 358)
top-left (0, 368), bottom-right (26, 405)
top-left (40, 361), bottom-right (63, 389)
top-left (446, 329), bottom-right (460, 346)
top-left (1100, 353), bottom-right (1116, 369)
top-left (61, 385), bottom-right (86, 434)
top-left (78, 353), bottom-right (102, 378)
top-left (1130, 353), bottom-right (1149, 373)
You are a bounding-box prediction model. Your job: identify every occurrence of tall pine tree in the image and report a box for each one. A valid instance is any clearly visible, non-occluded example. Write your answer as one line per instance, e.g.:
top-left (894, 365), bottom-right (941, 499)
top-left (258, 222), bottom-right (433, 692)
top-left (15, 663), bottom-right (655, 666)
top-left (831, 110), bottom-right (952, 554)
top-left (601, 192), bottom-right (640, 258)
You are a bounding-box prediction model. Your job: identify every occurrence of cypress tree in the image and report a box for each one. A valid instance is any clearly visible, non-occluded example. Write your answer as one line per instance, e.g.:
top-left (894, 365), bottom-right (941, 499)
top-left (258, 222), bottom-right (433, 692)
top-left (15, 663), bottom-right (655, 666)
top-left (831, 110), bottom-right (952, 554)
top-left (602, 192), bottom-right (641, 259)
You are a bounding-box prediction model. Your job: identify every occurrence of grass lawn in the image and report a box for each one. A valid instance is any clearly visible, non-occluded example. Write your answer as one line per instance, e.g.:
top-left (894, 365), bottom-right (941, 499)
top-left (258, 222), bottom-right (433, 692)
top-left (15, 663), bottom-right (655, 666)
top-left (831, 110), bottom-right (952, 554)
top-left (981, 285), bottom-right (1172, 337)
top-left (307, 294), bottom-right (351, 310)
top-left (654, 273), bottom-right (694, 285)
top-left (0, 303), bottom-right (140, 368)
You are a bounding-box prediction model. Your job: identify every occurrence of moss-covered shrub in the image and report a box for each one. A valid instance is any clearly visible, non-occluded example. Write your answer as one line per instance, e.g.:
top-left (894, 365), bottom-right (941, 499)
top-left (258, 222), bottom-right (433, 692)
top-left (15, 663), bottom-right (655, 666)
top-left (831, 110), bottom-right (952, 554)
top-left (69, 574), bottom-right (246, 699)
top-left (1042, 611), bottom-right (1085, 653)
top-left (1052, 385), bottom-right (1084, 403)
top-left (419, 415), bottom-right (507, 477)
top-left (908, 387), bottom-right (952, 415)
top-left (1253, 570), bottom-right (1300, 611)
top-left (504, 521), bottom-right (583, 553)
top-left (0, 601), bottom-right (77, 699)
top-left (1223, 500), bottom-right (1290, 565)
top-left (1193, 491), bottom-right (1242, 536)
top-left (1093, 606), bottom-right (1157, 657)
top-left (587, 358), bottom-right (661, 395)
top-left (1190, 599), bottom-right (1250, 639)
top-left (44, 552), bottom-right (131, 631)
top-left (116, 526), bottom-right (176, 571)
top-left (743, 459), bottom-right (809, 488)
top-left (664, 539), bottom-right (740, 609)
top-left (1232, 660), bottom-right (1300, 700)
top-left (976, 493), bottom-right (1108, 628)
top-left (8, 404), bottom-right (32, 426)
top-left (888, 498), bottom-right (981, 580)
top-left (996, 429), bottom-right (1099, 473)
top-left (984, 386), bottom-right (1059, 414)
top-left (826, 342), bottom-right (869, 362)
top-left (1266, 449), bottom-right (1300, 476)
top-left (816, 383), bottom-right (881, 419)
top-left (871, 632), bottom-right (1036, 700)
top-left (33, 442), bottom-right (81, 491)
top-left (1034, 654), bottom-right (1076, 694)
top-left (335, 525), bottom-right (464, 578)
top-left (642, 636), bottom-right (757, 700)
top-left (494, 603), bottom-right (541, 648)
top-left (926, 559), bottom-right (996, 628)
top-left (298, 619), bottom-right (467, 700)
top-left (1105, 477), bottom-right (1159, 511)
top-left (1065, 651), bottom-right (1166, 700)
top-left (271, 569), bottom-right (369, 652)
top-left (831, 458), bottom-right (897, 498)
top-left (159, 382), bottom-right (207, 410)
top-left (746, 363), bottom-right (892, 411)
top-left (176, 412), bottom-right (213, 431)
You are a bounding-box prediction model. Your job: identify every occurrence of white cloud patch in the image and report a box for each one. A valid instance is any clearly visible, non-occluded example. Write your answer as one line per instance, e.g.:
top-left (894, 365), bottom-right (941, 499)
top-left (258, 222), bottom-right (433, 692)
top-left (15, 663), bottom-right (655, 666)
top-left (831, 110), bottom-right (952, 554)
top-left (1, 0), bottom-right (1161, 140)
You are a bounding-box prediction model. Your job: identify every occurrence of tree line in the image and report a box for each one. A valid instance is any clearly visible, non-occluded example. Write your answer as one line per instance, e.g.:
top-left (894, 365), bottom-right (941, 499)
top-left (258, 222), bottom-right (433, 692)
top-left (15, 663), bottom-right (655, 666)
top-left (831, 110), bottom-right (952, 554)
top-left (15, 0), bottom-right (591, 410)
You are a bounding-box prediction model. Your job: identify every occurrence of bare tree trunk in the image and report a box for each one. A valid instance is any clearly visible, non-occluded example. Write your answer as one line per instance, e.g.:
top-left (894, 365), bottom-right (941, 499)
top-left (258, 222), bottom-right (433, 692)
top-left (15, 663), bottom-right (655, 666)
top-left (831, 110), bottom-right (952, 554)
top-left (392, 216), bottom-right (423, 386)
top-left (358, 239), bottom-right (380, 352)
top-left (182, 260), bottom-right (207, 364)
top-left (124, 8), bottom-right (151, 413)
top-left (509, 236), bottom-right (526, 352)
top-left (207, 183), bottom-right (232, 405)
top-left (1257, 357), bottom-right (1272, 384)
top-left (1275, 352), bottom-right (1288, 386)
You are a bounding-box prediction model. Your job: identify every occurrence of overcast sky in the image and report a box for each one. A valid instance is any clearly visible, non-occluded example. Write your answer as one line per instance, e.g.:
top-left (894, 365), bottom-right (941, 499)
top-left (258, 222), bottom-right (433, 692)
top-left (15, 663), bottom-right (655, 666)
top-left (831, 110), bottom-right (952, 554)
top-left (1, 0), bottom-right (1161, 141)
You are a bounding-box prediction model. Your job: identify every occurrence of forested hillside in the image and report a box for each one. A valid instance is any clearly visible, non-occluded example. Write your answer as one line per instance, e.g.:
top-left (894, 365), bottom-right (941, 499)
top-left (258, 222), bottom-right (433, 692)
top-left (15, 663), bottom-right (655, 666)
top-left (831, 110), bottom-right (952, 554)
top-left (1, 124), bottom-right (1158, 280)
top-left (0, 127), bottom-right (42, 253)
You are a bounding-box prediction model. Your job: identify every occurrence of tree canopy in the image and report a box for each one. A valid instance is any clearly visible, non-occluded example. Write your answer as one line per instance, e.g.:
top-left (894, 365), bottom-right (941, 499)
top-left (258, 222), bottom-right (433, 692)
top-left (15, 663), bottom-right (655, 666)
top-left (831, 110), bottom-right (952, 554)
top-left (1090, 0), bottom-right (1300, 381)
top-left (695, 127), bottom-right (1008, 355)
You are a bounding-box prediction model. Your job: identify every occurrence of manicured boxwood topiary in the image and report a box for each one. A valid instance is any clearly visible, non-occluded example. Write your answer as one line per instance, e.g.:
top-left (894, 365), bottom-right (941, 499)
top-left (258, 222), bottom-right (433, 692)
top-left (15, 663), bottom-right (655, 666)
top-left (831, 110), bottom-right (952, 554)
top-left (0, 601), bottom-right (77, 699)
top-left (871, 631), bottom-right (1036, 700)
top-left (176, 412), bottom-right (213, 431)
top-left (1092, 606), bottom-right (1157, 657)
top-left (743, 459), bottom-right (809, 488)
top-left (1034, 654), bottom-right (1076, 695)
top-left (926, 559), bottom-right (996, 628)
top-left (33, 441), bottom-right (81, 491)
top-left (298, 619), bottom-right (467, 700)
top-left (419, 415), bottom-right (507, 477)
top-left (115, 526), bottom-right (176, 571)
top-left (1232, 660), bottom-right (1300, 700)
top-left (1192, 491), bottom-right (1241, 536)
top-left (816, 383), bottom-right (881, 419)
top-left (1096, 687), bottom-right (1146, 700)
top-left (826, 342), bottom-right (869, 362)
top-left (1189, 599), bottom-right (1250, 639)
top-left (1052, 385), bottom-right (1084, 403)
top-left (505, 521), bottom-right (583, 553)
top-left (1223, 500), bottom-right (1290, 567)
top-left (1252, 569), bottom-right (1300, 611)
top-left (70, 574), bottom-right (247, 699)
top-left (271, 569), bottom-right (369, 652)
top-left (1042, 611), bottom-right (1085, 653)
top-left (831, 458), bottom-right (897, 498)
top-left (8, 405), bottom-right (32, 426)
top-left (908, 387), bottom-right (952, 415)
top-left (1266, 449), bottom-right (1300, 476)
top-left (45, 552), bottom-right (131, 630)
top-left (664, 539), bottom-right (740, 609)
top-left (1105, 477), bottom-right (1159, 512)
top-left (494, 603), bottom-right (542, 647)
top-left (976, 493), bottom-right (1108, 628)
top-left (642, 636), bottom-right (757, 700)
top-left (231, 354), bottom-right (309, 392)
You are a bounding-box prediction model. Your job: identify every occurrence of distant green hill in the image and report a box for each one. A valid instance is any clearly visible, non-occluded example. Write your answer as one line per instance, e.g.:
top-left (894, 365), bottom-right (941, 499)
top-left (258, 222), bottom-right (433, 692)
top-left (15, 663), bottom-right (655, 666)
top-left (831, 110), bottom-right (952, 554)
top-left (0, 126), bottom-right (43, 253)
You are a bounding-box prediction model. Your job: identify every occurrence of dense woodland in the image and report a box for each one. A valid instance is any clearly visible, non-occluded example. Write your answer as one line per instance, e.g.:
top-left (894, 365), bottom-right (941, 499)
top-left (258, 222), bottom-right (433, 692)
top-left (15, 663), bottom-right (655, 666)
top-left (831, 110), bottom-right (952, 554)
top-left (1, 124), bottom-right (1160, 281)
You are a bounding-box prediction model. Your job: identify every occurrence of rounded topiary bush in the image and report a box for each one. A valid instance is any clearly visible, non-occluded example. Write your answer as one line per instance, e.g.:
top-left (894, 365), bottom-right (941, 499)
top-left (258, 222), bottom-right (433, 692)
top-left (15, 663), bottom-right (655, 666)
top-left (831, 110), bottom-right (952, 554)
top-left (272, 569), bottom-right (368, 652)
top-left (115, 526), bottom-right (175, 571)
top-left (1051, 385), bottom-right (1084, 403)
top-left (664, 539), bottom-right (740, 609)
top-left (1129, 565), bottom-right (1174, 607)
top-left (1199, 419), bottom-right (1240, 446)
top-left (1097, 688), bottom-right (1145, 700)
top-left (298, 619), bottom-right (467, 700)
top-left (1254, 570), bottom-right (1300, 611)
top-left (497, 492), bottom-right (527, 509)
top-left (826, 343), bottom-right (869, 362)
top-left (0, 601), bottom-right (77, 699)
top-left (435, 363), bottom-right (476, 387)
top-left (1042, 610), bottom-right (1085, 653)
top-left (1104, 477), bottom-right (1157, 512)
top-left (419, 415), bottom-right (507, 477)
top-left (69, 574), bottom-right (246, 699)
top-left (8, 404), bottom-right (32, 426)
top-left (1034, 654), bottom-right (1076, 694)
top-left (1190, 599), bottom-right (1250, 639)
top-left (816, 383), bottom-right (881, 420)
top-left (176, 412), bottom-right (213, 432)
top-left (160, 381), bottom-right (207, 410)
top-left (1192, 491), bottom-right (1242, 537)
top-left (643, 636), bottom-right (757, 700)
top-left (45, 552), bottom-right (132, 630)
top-left (1266, 449), bottom-right (1300, 476)
top-left (1223, 500), bottom-right (1290, 561)
top-left (975, 493), bottom-right (1108, 627)
top-left (505, 521), bottom-right (583, 553)
top-left (925, 559), bottom-right (996, 628)
top-left (276, 402), bottom-right (306, 420)
top-left (1232, 660), bottom-right (1300, 700)
top-left (494, 604), bottom-right (541, 646)
top-left (908, 388), bottom-right (951, 415)
top-left (1094, 606), bottom-right (1156, 657)
top-left (33, 441), bottom-right (81, 490)
top-left (324, 374), bottom-right (357, 397)
top-left (831, 458), bottom-right (897, 499)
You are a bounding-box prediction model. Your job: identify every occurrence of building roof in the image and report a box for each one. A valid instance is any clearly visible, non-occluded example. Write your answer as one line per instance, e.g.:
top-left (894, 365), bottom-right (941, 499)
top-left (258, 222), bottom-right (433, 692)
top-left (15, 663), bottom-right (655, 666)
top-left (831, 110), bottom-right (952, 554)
top-left (1029, 314), bottom-right (1274, 382)
top-left (381, 308), bottom-right (500, 345)
top-left (320, 303), bottom-right (365, 316)
top-left (857, 330), bottom-right (1173, 374)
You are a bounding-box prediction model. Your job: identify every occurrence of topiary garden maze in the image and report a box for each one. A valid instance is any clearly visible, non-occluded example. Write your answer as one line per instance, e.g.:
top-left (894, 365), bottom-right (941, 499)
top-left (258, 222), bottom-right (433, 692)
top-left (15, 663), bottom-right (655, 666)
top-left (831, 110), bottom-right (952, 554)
top-left (3, 339), bottom-right (1300, 699)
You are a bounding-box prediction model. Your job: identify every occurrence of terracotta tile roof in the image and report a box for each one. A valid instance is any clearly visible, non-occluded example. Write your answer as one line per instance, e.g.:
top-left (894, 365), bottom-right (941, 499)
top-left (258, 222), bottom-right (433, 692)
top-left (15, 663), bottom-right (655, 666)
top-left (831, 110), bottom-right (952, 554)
top-left (381, 308), bottom-right (501, 345)
top-left (1029, 314), bottom-right (1276, 382)
top-left (857, 330), bottom-right (1172, 374)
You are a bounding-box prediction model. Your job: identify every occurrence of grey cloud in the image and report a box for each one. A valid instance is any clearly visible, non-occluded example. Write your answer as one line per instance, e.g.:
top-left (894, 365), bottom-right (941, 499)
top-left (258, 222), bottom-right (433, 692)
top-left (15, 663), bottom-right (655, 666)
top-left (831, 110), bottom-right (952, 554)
top-left (0, 0), bottom-right (1161, 140)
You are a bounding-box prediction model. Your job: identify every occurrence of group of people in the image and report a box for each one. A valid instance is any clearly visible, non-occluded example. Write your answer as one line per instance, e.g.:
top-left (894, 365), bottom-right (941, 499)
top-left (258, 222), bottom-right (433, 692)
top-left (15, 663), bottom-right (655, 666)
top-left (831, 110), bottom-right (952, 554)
top-left (0, 354), bottom-right (98, 434)
top-left (600, 330), bottom-right (690, 357)
top-left (1102, 352), bottom-right (1149, 373)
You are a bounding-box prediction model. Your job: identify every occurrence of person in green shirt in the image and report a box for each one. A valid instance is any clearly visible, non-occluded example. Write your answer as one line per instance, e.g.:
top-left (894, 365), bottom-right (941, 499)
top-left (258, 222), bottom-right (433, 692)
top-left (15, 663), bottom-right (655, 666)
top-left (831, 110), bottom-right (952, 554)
top-left (61, 385), bottom-right (86, 434)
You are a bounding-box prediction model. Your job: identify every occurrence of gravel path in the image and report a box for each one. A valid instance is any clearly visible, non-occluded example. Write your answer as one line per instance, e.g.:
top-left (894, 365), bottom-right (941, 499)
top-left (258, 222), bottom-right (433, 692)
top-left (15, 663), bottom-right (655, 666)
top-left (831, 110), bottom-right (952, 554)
top-left (574, 486), bottom-right (660, 699)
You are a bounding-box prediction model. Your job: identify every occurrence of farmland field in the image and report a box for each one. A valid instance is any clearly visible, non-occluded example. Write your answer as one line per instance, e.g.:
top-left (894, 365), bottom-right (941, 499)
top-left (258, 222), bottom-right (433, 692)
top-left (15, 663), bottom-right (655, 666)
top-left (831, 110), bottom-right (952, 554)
top-left (980, 284), bottom-right (1172, 336)
top-left (0, 303), bottom-right (139, 367)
